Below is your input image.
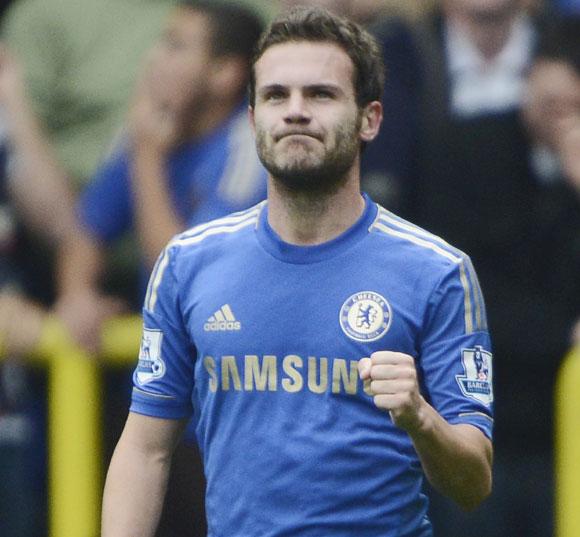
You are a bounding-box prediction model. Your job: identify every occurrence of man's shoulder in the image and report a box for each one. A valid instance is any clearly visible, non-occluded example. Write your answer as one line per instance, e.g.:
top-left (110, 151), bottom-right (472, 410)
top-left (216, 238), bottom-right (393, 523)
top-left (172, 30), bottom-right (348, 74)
top-left (167, 203), bottom-right (265, 259)
top-left (369, 204), bottom-right (471, 272)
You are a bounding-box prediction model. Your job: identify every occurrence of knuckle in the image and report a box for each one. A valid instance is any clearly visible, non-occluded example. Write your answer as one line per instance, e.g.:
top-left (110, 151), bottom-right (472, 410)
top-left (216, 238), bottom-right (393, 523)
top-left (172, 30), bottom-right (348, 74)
top-left (370, 380), bottom-right (382, 393)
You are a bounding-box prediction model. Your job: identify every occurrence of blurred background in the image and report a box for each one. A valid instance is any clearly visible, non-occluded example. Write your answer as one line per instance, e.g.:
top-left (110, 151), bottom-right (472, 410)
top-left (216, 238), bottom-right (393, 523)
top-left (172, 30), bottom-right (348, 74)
top-left (0, 0), bottom-right (578, 536)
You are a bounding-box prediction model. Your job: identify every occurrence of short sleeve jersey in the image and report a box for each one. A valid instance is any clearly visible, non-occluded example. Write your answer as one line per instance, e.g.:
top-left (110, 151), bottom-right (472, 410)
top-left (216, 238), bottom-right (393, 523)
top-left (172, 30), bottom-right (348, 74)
top-left (131, 194), bottom-right (493, 537)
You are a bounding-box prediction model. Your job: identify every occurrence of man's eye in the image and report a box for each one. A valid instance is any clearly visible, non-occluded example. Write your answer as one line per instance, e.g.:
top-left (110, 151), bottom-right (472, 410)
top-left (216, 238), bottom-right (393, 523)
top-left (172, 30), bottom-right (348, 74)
top-left (313, 90), bottom-right (333, 100)
top-left (162, 35), bottom-right (185, 51)
top-left (265, 92), bottom-right (285, 102)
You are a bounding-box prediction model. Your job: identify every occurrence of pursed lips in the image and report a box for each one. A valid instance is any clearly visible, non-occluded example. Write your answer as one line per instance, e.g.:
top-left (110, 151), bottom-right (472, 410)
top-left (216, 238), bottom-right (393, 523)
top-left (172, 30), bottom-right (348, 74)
top-left (275, 131), bottom-right (322, 142)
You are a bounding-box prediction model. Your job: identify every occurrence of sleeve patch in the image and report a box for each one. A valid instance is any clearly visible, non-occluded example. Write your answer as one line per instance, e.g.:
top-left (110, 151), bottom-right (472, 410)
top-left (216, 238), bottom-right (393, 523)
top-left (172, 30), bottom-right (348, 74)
top-left (135, 329), bottom-right (166, 385)
top-left (455, 346), bottom-right (493, 406)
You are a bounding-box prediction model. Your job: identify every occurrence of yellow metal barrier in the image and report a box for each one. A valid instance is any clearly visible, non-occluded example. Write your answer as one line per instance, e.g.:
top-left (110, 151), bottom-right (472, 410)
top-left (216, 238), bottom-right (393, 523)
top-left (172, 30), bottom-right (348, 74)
top-left (556, 345), bottom-right (580, 537)
top-left (32, 315), bottom-right (142, 537)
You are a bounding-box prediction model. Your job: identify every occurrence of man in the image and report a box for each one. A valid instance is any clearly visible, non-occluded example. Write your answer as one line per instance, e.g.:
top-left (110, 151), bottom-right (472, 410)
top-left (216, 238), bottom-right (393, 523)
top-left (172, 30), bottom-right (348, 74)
top-left (56, 1), bottom-right (267, 351)
top-left (364, 0), bottom-right (540, 211)
top-left (102, 8), bottom-right (493, 537)
top-left (521, 13), bottom-right (580, 386)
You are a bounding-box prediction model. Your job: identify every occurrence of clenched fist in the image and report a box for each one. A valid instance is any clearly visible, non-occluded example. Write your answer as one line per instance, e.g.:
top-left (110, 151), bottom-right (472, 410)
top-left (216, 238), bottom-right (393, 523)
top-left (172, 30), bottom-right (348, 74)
top-left (358, 351), bottom-right (428, 434)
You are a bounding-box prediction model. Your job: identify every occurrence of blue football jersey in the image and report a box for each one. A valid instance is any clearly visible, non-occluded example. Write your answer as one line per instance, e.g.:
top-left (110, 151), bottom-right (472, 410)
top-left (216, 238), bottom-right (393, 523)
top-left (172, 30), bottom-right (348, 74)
top-left (131, 194), bottom-right (493, 537)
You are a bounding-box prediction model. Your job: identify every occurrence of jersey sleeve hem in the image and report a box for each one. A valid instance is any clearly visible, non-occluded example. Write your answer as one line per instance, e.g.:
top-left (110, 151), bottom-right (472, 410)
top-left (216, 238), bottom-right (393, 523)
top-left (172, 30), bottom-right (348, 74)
top-left (130, 390), bottom-right (192, 420)
top-left (447, 413), bottom-right (493, 441)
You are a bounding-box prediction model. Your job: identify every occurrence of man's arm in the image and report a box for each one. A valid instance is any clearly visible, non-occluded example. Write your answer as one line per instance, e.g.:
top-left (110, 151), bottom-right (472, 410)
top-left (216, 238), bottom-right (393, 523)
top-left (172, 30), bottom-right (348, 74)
top-left (559, 116), bottom-right (580, 198)
top-left (359, 352), bottom-right (492, 510)
top-left (102, 412), bottom-right (186, 537)
top-left (0, 45), bottom-right (76, 245)
top-left (127, 74), bottom-right (189, 269)
top-left (55, 229), bottom-right (124, 353)
top-left (130, 146), bottom-right (185, 268)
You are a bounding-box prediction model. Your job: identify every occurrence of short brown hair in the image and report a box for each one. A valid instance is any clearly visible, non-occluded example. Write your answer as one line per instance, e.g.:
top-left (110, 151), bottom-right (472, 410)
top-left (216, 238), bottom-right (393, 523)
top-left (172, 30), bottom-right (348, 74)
top-left (180, 1), bottom-right (264, 66)
top-left (249, 7), bottom-right (385, 108)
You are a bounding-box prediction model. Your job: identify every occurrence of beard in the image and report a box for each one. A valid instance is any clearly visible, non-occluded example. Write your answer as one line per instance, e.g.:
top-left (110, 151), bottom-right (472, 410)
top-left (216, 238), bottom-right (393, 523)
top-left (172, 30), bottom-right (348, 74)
top-left (255, 117), bottom-right (361, 196)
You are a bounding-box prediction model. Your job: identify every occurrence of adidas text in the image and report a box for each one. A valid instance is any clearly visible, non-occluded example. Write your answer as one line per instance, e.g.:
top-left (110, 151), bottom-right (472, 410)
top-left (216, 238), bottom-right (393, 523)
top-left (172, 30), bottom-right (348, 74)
top-left (204, 320), bottom-right (241, 332)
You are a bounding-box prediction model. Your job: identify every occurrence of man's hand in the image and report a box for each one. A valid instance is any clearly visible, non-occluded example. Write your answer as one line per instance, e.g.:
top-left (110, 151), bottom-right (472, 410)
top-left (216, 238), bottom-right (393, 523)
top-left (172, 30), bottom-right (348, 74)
top-left (128, 54), bottom-right (193, 159)
top-left (358, 351), bottom-right (427, 434)
top-left (129, 83), bottom-right (182, 158)
top-left (0, 44), bottom-right (27, 111)
top-left (0, 290), bottom-right (45, 356)
top-left (571, 318), bottom-right (580, 347)
top-left (54, 290), bottom-right (126, 356)
top-left (558, 115), bottom-right (580, 195)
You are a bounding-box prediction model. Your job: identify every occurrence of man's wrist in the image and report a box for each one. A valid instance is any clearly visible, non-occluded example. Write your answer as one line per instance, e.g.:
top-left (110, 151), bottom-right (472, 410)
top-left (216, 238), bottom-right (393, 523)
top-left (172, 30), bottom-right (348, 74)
top-left (404, 398), bottom-right (436, 439)
top-left (131, 145), bottom-right (167, 170)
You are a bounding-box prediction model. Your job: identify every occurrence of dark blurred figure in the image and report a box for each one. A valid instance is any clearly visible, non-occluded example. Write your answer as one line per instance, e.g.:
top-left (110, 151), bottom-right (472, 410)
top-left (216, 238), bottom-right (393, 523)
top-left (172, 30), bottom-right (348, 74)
top-left (366, 0), bottom-right (540, 215)
top-left (0, 43), bottom-right (77, 537)
top-left (56, 0), bottom-right (266, 352)
top-left (365, 2), bottom-right (580, 536)
top-left (521, 15), bottom-right (580, 347)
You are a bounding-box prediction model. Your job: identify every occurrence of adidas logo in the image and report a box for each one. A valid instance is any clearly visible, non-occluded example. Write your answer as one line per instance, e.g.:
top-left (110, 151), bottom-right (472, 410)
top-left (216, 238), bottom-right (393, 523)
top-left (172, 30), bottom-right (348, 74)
top-left (204, 304), bottom-right (241, 332)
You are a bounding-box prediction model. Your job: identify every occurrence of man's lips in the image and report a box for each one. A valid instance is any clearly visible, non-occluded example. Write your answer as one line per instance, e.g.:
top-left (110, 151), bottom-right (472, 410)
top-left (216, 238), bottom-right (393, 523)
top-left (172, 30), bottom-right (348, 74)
top-left (275, 131), bottom-right (322, 142)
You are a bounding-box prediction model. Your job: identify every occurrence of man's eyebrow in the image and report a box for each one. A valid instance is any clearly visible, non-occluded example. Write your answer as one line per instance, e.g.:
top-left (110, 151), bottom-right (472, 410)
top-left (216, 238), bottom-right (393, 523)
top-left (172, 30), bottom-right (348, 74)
top-left (258, 83), bottom-right (345, 94)
top-left (258, 84), bottom-right (287, 94)
top-left (305, 83), bottom-right (343, 94)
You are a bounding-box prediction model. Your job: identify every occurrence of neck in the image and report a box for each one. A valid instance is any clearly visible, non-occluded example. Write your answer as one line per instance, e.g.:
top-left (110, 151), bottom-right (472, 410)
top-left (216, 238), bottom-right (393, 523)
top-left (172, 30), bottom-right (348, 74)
top-left (267, 167), bottom-right (365, 246)
top-left (447, 11), bottom-right (517, 62)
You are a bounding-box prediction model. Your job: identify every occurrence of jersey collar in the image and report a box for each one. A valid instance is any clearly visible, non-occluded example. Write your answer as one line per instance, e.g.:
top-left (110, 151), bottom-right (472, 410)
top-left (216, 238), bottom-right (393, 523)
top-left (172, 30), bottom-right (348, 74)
top-left (255, 192), bottom-right (377, 264)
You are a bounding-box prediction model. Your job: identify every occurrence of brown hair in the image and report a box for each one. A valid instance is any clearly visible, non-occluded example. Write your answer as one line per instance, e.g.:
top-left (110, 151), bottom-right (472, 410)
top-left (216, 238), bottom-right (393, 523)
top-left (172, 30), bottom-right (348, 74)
top-left (180, 0), bottom-right (264, 67)
top-left (249, 7), bottom-right (385, 108)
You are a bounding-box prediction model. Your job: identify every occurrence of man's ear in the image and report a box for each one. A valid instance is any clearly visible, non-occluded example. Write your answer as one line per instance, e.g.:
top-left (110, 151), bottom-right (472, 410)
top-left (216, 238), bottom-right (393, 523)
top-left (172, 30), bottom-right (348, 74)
top-left (209, 56), bottom-right (247, 100)
top-left (359, 101), bottom-right (383, 143)
top-left (248, 105), bottom-right (256, 134)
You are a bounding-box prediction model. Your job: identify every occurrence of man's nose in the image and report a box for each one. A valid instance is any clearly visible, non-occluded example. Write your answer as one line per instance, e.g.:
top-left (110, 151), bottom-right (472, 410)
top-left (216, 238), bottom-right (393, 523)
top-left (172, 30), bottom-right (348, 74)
top-left (284, 93), bottom-right (311, 124)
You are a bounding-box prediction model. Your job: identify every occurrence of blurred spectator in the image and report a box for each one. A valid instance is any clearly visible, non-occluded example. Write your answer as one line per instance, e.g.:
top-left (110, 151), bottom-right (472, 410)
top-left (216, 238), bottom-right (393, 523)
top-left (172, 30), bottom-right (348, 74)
top-left (362, 2), bottom-right (580, 536)
top-left (0, 44), bottom-right (77, 537)
top-left (522, 15), bottom-right (580, 346)
top-left (364, 0), bottom-right (542, 212)
top-left (57, 0), bottom-right (267, 352)
top-left (0, 0), bottom-right (180, 315)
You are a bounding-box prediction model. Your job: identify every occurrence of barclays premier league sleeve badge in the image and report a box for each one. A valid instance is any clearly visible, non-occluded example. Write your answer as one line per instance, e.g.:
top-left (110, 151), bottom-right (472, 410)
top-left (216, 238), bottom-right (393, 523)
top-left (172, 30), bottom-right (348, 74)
top-left (136, 329), bottom-right (166, 385)
top-left (456, 346), bottom-right (493, 406)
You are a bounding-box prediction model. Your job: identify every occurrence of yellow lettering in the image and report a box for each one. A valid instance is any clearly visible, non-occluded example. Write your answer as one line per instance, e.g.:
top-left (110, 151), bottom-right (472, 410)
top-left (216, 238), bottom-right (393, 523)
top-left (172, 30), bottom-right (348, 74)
top-left (360, 357), bottom-right (373, 395)
top-left (282, 355), bottom-right (303, 392)
top-left (308, 356), bottom-right (328, 394)
top-left (222, 356), bottom-right (242, 391)
top-left (244, 355), bottom-right (277, 391)
top-left (363, 378), bottom-right (373, 396)
top-left (204, 356), bottom-right (218, 393)
top-left (332, 358), bottom-right (359, 394)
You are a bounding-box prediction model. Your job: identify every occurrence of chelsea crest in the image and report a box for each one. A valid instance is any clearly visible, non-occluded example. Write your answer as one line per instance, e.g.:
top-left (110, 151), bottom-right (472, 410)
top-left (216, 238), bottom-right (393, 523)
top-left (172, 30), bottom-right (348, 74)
top-left (340, 291), bottom-right (392, 342)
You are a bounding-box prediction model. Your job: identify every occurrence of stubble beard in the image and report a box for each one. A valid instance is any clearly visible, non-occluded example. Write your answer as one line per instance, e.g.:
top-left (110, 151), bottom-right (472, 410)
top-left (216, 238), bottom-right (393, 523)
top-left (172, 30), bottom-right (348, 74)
top-left (256, 118), bottom-right (361, 197)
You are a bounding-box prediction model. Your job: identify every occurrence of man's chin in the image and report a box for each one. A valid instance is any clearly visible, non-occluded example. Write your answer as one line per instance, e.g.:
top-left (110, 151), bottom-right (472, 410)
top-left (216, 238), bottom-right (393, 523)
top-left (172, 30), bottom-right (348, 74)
top-left (271, 165), bottom-right (347, 195)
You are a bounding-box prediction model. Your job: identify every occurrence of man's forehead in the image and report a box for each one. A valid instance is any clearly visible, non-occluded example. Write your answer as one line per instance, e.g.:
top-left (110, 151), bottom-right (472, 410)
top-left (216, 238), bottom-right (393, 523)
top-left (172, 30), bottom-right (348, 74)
top-left (255, 41), bottom-right (354, 88)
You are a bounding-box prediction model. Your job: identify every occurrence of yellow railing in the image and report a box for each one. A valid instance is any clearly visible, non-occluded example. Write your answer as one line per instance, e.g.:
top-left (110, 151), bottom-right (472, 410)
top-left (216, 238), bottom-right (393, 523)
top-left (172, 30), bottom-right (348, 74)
top-left (19, 315), bottom-right (142, 537)
top-left (1, 317), bottom-right (578, 537)
top-left (556, 344), bottom-right (580, 537)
